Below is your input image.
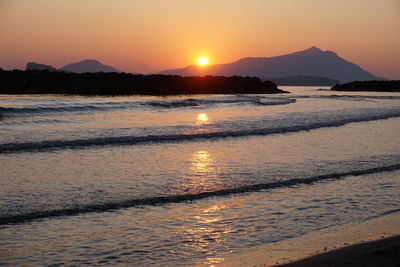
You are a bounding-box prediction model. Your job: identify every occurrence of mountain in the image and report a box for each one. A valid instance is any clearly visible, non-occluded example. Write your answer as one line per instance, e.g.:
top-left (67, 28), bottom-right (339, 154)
top-left (159, 47), bottom-right (383, 83)
top-left (59, 59), bottom-right (121, 73)
top-left (268, 75), bottom-right (339, 86)
top-left (26, 62), bottom-right (56, 71)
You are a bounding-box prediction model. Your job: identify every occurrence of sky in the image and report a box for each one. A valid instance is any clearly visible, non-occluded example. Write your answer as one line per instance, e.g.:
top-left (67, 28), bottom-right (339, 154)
top-left (0, 0), bottom-right (399, 79)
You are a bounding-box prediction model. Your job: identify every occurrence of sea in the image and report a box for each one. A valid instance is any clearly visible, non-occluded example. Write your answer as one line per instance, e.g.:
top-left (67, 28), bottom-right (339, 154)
top-left (0, 86), bottom-right (399, 266)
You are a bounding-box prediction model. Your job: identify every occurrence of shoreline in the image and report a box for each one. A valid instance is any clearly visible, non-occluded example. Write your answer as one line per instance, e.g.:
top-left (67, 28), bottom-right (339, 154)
top-left (274, 235), bottom-right (400, 267)
top-left (219, 212), bottom-right (400, 266)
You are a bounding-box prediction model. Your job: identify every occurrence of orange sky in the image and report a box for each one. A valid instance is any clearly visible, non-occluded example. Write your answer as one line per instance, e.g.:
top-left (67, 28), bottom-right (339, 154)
top-left (0, 0), bottom-right (399, 79)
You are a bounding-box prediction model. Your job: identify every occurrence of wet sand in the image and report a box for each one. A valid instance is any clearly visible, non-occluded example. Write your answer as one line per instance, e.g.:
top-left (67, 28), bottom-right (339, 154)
top-left (220, 213), bottom-right (400, 267)
top-left (274, 235), bottom-right (400, 267)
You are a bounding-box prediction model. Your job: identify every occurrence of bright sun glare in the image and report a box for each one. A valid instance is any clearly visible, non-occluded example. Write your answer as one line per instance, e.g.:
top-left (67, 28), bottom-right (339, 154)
top-left (197, 57), bottom-right (209, 66)
top-left (196, 113), bottom-right (209, 125)
top-left (197, 113), bottom-right (209, 121)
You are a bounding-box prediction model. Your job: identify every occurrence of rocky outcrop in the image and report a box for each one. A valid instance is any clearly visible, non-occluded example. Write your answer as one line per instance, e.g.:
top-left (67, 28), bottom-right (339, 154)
top-left (331, 80), bottom-right (400, 92)
top-left (26, 62), bottom-right (56, 71)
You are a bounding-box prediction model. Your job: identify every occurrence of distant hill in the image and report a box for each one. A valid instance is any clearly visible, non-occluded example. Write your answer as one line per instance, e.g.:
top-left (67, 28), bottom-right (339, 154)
top-left (26, 62), bottom-right (56, 71)
top-left (267, 75), bottom-right (339, 86)
top-left (59, 59), bottom-right (121, 73)
top-left (159, 47), bottom-right (383, 83)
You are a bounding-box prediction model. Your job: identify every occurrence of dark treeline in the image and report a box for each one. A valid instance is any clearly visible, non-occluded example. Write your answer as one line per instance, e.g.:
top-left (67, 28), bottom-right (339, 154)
top-left (0, 69), bottom-right (285, 95)
top-left (332, 80), bottom-right (400, 92)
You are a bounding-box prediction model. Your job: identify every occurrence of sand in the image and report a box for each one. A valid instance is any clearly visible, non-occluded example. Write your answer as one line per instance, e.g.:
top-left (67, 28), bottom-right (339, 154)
top-left (220, 213), bottom-right (400, 266)
top-left (274, 235), bottom-right (400, 267)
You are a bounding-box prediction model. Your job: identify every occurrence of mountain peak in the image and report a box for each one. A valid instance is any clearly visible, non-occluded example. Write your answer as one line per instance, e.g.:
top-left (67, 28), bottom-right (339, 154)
top-left (292, 46), bottom-right (324, 55)
top-left (307, 46), bottom-right (323, 52)
top-left (78, 59), bottom-right (101, 64)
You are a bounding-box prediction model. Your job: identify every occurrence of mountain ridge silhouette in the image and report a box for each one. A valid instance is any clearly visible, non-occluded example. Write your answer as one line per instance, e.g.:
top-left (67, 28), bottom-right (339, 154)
top-left (159, 47), bottom-right (384, 83)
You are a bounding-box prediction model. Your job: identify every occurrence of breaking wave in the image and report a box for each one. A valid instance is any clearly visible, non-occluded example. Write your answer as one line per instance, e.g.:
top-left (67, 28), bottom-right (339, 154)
top-left (0, 96), bottom-right (295, 117)
top-left (1, 106), bottom-right (400, 153)
top-left (1, 163), bottom-right (399, 225)
top-left (147, 96), bottom-right (296, 108)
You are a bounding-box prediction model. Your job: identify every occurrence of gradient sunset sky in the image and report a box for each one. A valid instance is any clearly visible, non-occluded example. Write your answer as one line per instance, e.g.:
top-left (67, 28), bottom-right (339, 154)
top-left (1, 0), bottom-right (399, 79)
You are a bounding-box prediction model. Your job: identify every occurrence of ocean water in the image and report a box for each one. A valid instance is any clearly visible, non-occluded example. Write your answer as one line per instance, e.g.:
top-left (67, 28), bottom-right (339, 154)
top-left (0, 87), bottom-right (399, 266)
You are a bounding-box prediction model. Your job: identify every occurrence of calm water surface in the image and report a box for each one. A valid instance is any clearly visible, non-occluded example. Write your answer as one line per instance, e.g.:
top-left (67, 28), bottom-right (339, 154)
top-left (0, 86), bottom-right (399, 266)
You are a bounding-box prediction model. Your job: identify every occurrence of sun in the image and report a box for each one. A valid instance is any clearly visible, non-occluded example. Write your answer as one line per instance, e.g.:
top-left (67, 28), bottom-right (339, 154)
top-left (197, 56), bottom-right (209, 66)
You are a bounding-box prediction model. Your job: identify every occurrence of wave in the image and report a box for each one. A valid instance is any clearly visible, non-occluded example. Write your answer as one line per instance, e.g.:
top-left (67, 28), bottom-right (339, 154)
top-left (257, 97), bottom-right (296, 105)
top-left (0, 101), bottom-right (142, 117)
top-left (147, 99), bottom-right (202, 108)
top-left (0, 118), bottom-right (82, 126)
top-left (1, 164), bottom-right (399, 225)
top-left (147, 96), bottom-right (296, 108)
top-left (1, 108), bottom-right (400, 153)
top-left (0, 96), bottom-right (296, 117)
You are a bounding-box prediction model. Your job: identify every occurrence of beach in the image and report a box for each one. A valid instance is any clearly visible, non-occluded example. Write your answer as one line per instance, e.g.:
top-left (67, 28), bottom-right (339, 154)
top-left (1, 87), bottom-right (399, 266)
top-left (275, 235), bottom-right (400, 267)
top-left (221, 212), bottom-right (400, 266)
top-left (2, 1), bottom-right (399, 266)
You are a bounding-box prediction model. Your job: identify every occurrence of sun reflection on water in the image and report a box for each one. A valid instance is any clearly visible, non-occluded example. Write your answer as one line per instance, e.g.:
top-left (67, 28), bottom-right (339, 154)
top-left (196, 113), bottom-right (209, 125)
top-left (181, 203), bottom-right (231, 265)
top-left (178, 151), bottom-right (232, 265)
top-left (191, 150), bottom-right (213, 175)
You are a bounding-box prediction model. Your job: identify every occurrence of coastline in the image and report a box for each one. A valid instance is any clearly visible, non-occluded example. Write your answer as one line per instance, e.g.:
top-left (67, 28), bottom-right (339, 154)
top-left (274, 235), bottom-right (400, 267)
top-left (219, 212), bottom-right (400, 266)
